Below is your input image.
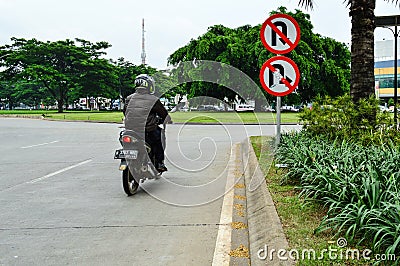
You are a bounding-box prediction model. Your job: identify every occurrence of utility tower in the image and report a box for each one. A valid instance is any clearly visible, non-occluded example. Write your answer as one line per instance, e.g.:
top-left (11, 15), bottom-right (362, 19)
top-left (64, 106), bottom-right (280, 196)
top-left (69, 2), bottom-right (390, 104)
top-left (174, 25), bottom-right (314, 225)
top-left (141, 18), bottom-right (146, 65)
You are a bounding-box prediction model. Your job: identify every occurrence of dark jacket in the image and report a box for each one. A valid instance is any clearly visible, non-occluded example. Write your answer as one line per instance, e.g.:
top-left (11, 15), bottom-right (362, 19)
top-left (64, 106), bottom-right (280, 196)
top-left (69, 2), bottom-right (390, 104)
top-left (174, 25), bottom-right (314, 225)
top-left (124, 87), bottom-right (168, 132)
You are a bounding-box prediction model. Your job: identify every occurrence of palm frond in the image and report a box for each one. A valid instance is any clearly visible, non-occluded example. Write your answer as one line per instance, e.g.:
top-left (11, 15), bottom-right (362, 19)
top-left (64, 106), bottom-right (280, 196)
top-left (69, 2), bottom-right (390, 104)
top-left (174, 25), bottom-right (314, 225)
top-left (299, 1), bottom-right (400, 10)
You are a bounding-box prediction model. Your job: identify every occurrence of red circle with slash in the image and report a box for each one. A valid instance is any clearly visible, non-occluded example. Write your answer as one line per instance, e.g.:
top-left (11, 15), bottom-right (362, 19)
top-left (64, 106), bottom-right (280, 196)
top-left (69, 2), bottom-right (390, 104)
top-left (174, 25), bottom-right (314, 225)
top-left (259, 56), bottom-right (300, 97)
top-left (260, 14), bottom-right (301, 54)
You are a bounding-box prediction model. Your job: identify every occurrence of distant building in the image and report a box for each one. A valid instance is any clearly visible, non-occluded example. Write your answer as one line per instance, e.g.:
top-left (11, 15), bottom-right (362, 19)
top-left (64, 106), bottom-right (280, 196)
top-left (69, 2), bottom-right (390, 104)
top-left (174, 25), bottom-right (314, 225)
top-left (374, 40), bottom-right (400, 99)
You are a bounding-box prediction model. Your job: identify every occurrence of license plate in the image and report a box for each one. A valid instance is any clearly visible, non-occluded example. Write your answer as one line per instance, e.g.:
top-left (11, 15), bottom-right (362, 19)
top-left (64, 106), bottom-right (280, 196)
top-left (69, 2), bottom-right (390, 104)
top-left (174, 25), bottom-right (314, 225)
top-left (114, 149), bottom-right (138, 159)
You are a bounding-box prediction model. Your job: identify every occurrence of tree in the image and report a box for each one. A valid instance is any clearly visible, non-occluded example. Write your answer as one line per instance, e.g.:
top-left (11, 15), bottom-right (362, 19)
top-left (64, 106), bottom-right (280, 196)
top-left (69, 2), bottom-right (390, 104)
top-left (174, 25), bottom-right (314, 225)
top-left (298, 0), bottom-right (400, 102)
top-left (168, 25), bottom-right (242, 105)
top-left (0, 81), bottom-right (17, 110)
top-left (73, 57), bottom-right (119, 110)
top-left (111, 58), bottom-right (156, 105)
top-left (152, 70), bottom-right (178, 99)
top-left (12, 81), bottom-right (48, 109)
top-left (0, 38), bottom-right (114, 112)
top-left (168, 9), bottom-right (350, 108)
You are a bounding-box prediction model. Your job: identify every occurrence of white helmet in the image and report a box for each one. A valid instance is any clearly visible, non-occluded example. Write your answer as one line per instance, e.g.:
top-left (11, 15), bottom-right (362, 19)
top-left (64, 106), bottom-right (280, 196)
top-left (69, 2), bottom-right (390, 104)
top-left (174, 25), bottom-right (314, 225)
top-left (134, 74), bottom-right (155, 94)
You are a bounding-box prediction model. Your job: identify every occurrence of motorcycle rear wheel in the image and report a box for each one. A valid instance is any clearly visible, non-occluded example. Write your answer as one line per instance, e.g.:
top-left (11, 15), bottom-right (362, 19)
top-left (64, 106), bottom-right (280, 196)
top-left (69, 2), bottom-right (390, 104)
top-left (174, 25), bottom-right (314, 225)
top-left (122, 168), bottom-right (139, 196)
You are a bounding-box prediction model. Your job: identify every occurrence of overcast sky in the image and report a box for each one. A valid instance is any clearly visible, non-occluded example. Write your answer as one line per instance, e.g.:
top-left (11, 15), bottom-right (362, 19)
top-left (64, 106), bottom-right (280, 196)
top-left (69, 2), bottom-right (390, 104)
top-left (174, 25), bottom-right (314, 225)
top-left (1, 0), bottom-right (399, 69)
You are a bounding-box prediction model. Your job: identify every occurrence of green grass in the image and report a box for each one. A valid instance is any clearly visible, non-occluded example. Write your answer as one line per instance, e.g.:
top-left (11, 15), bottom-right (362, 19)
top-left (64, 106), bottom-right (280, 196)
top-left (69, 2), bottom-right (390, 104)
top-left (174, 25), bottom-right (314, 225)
top-left (0, 110), bottom-right (50, 114)
top-left (170, 111), bottom-right (300, 124)
top-left (0, 110), bottom-right (301, 124)
top-left (0, 109), bottom-right (54, 116)
top-left (0, 110), bottom-right (125, 123)
top-left (251, 136), bottom-right (372, 265)
top-left (46, 111), bottom-right (125, 123)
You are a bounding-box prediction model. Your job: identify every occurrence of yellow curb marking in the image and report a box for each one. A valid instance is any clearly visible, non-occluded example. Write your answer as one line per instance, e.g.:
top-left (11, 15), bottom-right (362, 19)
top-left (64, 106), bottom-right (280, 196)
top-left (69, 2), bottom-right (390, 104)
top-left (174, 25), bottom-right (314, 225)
top-left (234, 183), bottom-right (245, 189)
top-left (229, 244), bottom-right (249, 258)
top-left (234, 195), bottom-right (246, 200)
top-left (231, 222), bottom-right (248, 229)
top-left (234, 204), bottom-right (244, 211)
top-left (234, 170), bottom-right (242, 178)
top-left (236, 210), bottom-right (245, 217)
top-left (234, 204), bottom-right (245, 217)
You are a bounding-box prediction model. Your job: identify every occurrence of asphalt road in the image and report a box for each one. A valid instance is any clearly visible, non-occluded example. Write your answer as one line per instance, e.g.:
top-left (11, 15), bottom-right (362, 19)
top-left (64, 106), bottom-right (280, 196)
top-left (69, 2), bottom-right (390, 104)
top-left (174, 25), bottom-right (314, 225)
top-left (0, 118), bottom-right (300, 266)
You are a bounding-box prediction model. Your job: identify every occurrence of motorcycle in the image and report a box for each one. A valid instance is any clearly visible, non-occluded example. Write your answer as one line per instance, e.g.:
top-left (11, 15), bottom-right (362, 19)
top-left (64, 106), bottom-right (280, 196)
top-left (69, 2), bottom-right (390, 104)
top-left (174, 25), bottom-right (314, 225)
top-left (114, 115), bottom-right (171, 196)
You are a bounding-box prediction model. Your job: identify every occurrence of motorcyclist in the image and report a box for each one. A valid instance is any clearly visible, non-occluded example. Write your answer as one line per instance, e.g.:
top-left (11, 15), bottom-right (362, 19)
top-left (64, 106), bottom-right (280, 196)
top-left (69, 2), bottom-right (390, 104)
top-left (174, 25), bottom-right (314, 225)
top-left (123, 74), bottom-right (169, 172)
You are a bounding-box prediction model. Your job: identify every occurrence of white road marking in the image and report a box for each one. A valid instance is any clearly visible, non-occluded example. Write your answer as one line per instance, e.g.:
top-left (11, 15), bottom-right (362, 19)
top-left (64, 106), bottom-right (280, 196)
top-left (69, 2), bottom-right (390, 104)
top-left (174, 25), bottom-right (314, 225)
top-left (212, 143), bottom-right (239, 266)
top-left (27, 159), bottom-right (92, 184)
top-left (21, 140), bottom-right (59, 149)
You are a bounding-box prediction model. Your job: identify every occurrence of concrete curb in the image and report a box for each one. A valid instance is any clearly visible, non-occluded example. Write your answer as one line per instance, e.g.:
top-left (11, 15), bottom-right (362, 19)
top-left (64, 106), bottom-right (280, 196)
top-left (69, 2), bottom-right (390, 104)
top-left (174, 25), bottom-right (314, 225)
top-left (212, 143), bottom-right (238, 266)
top-left (242, 139), bottom-right (294, 266)
top-left (0, 115), bottom-right (123, 124)
top-left (0, 114), bottom-right (44, 119)
top-left (228, 143), bottom-right (251, 265)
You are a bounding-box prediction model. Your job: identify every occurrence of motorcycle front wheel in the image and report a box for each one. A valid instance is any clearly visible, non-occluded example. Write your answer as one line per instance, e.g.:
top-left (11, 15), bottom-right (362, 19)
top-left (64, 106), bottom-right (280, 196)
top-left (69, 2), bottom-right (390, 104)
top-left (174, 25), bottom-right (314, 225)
top-left (122, 168), bottom-right (139, 196)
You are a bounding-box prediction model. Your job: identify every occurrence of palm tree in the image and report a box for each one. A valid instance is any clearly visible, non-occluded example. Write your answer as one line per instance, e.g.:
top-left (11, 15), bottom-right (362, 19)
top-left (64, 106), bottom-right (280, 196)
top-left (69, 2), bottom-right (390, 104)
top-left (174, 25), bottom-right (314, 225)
top-left (298, 0), bottom-right (399, 102)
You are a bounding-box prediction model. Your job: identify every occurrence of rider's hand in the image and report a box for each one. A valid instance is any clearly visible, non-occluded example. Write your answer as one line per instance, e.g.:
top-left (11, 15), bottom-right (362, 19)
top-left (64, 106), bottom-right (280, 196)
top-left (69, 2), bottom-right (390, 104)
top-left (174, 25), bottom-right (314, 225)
top-left (164, 114), bottom-right (173, 124)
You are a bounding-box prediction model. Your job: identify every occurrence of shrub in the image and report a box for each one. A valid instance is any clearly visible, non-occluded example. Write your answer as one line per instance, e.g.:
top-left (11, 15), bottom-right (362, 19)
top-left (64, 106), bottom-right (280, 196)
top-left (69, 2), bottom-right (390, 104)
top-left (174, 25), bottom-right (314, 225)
top-left (299, 94), bottom-right (397, 145)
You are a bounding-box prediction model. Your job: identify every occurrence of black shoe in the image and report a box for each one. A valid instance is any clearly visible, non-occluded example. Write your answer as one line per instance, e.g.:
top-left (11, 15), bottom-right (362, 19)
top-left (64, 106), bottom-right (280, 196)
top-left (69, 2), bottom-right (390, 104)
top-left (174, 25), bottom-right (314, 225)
top-left (157, 163), bottom-right (168, 172)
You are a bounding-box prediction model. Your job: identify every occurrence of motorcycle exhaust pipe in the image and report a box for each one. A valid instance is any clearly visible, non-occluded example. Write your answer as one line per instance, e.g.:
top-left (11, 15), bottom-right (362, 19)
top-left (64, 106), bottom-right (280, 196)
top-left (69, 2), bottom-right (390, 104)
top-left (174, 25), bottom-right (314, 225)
top-left (147, 165), bottom-right (157, 176)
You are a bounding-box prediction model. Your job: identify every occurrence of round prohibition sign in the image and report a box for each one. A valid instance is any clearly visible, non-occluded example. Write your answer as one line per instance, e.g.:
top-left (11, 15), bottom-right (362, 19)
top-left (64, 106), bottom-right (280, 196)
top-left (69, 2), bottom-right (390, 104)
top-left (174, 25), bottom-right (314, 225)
top-left (260, 14), bottom-right (301, 54)
top-left (259, 56), bottom-right (300, 97)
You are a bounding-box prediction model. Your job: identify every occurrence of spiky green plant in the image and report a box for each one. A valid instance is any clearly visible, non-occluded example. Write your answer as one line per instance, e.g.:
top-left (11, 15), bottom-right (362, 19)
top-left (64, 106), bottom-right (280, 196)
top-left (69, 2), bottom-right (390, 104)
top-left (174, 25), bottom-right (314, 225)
top-left (275, 131), bottom-right (400, 261)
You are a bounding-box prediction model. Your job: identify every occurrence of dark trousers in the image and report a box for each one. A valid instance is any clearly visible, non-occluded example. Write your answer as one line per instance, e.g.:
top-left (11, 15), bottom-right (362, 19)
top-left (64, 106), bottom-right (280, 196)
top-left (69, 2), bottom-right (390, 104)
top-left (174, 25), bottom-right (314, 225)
top-left (145, 127), bottom-right (164, 164)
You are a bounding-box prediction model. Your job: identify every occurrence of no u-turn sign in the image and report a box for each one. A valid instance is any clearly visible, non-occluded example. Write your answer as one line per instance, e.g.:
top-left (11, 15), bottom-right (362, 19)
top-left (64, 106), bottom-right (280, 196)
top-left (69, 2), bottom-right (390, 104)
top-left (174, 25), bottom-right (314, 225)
top-left (260, 13), bottom-right (301, 144)
top-left (260, 13), bottom-right (301, 54)
top-left (259, 13), bottom-right (301, 97)
top-left (259, 56), bottom-right (300, 97)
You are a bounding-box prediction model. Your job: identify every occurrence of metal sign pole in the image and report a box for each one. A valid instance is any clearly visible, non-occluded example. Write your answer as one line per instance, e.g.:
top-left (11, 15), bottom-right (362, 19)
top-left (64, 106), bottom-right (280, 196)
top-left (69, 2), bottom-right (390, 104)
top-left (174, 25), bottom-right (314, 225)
top-left (276, 96), bottom-right (281, 146)
top-left (260, 14), bottom-right (300, 146)
top-left (395, 18), bottom-right (398, 128)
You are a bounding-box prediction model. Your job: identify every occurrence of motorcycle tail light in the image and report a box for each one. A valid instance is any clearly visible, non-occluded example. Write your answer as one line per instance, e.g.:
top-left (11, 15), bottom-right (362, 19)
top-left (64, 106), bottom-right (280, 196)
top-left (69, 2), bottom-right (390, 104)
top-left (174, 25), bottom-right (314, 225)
top-left (122, 136), bottom-right (132, 143)
top-left (122, 135), bottom-right (137, 143)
